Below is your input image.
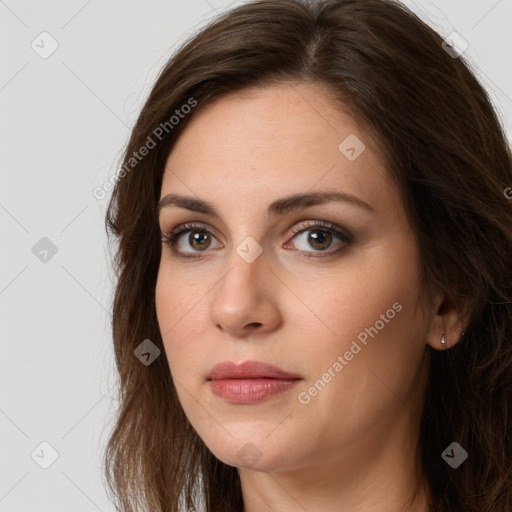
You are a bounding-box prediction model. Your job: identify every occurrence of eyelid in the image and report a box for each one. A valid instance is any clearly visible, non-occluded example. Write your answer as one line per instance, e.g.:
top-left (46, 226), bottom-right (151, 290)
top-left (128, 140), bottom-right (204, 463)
top-left (160, 221), bottom-right (222, 250)
top-left (288, 219), bottom-right (353, 240)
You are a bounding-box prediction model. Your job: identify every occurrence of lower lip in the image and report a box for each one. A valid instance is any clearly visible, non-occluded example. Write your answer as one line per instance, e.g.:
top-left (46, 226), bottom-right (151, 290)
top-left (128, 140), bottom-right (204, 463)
top-left (208, 378), bottom-right (300, 404)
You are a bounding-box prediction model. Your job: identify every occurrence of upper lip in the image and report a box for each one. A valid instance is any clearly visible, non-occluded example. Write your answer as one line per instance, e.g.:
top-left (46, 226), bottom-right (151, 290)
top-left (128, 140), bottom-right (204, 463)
top-left (208, 360), bottom-right (301, 380)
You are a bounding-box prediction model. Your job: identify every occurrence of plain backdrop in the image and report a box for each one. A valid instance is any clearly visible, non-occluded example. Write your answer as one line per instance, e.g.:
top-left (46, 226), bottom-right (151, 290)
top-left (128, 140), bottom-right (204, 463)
top-left (1, 0), bottom-right (511, 510)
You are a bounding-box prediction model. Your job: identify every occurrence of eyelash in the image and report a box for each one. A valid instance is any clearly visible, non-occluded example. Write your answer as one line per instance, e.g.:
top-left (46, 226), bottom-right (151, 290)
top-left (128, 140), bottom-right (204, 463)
top-left (160, 220), bottom-right (354, 260)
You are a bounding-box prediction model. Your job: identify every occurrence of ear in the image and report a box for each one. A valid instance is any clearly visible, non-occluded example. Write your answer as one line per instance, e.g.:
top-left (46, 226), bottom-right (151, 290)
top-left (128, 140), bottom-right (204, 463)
top-left (425, 290), bottom-right (468, 351)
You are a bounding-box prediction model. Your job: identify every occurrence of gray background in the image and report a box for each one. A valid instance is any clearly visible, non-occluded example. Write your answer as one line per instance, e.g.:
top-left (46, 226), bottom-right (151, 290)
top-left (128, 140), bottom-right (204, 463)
top-left (1, 0), bottom-right (511, 510)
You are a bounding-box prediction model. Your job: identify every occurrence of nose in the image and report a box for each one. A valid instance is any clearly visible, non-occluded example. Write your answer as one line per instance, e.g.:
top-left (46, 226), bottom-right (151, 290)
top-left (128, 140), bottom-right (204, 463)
top-left (209, 244), bottom-right (283, 338)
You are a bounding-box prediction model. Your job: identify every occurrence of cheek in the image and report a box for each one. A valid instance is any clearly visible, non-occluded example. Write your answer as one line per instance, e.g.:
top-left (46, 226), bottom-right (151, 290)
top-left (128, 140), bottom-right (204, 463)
top-left (286, 246), bottom-right (427, 445)
top-left (155, 270), bottom-right (217, 440)
top-left (155, 269), bottom-right (177, 346)
top-left (292, 237), bottom-right (425, 384)
top-left (155, 267), bottom-right (203, 371)
top-left (155, 256), bottom-right (204, 335)
top-left (294, 248), bottom-right (417, 339)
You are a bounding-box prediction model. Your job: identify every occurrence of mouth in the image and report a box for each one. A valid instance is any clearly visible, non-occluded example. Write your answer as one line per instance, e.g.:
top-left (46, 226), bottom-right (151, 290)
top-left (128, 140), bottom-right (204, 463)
top-left (207, 360), bottom-right (302, 404)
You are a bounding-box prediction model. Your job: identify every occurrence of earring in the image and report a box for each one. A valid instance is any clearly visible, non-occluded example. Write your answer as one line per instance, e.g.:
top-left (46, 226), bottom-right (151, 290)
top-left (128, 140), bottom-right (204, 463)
top-left (441, 331), bottom-right (447, 349)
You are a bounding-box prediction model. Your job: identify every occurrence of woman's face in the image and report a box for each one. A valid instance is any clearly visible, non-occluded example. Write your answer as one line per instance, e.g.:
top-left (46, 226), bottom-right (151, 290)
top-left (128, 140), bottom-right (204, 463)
top-left (155, 82), bottom-right (437, 473)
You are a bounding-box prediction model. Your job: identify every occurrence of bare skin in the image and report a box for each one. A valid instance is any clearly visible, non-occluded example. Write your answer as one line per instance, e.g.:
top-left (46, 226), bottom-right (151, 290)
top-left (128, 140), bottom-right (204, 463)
top-left (155, 81), bottom-right (466, 512)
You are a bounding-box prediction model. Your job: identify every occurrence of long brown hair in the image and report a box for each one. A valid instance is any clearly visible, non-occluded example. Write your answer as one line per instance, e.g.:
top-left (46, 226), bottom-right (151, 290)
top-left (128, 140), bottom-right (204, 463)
top-left (103, 1), bottom-right (512, 510)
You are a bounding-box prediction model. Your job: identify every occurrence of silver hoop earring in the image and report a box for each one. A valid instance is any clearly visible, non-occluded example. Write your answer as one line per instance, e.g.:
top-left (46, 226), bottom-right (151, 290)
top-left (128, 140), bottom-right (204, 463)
top-left (441, 331), bottom-right (447, 349)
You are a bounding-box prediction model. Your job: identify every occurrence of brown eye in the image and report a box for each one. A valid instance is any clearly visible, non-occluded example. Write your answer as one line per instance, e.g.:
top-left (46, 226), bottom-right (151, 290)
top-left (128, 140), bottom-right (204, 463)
top-left (285, 220), bottom-right (354, 257)
top-left (161, 220), bottom-right (353, 261)
top-left (186, 231), bottom-right (212, 251)
top-left (161, 222), bottom-right (222, 260)
top-left (304, 229), bottom-right (333, 251)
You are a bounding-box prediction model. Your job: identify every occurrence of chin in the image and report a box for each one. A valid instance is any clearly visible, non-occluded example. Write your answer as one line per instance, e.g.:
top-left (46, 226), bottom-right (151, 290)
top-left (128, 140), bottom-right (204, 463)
top-left (201, 428), bottom-right (297, 472)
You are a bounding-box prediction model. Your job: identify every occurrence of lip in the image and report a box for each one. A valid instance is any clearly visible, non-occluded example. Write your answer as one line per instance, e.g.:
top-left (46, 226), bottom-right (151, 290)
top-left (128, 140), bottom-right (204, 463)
top-left (208, 360), bottom-right (301, 380)
top-left (207, 360), bottom-right (302, 404)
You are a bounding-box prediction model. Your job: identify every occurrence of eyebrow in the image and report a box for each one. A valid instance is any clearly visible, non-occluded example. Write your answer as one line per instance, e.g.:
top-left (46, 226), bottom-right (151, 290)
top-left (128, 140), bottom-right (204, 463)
top-left (157, 190), bottom-right (375, 219)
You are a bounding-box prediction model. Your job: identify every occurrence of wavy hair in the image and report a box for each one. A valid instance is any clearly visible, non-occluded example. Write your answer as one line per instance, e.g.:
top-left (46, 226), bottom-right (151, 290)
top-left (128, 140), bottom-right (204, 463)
top-left (103, 1), bottom-right (512, 511)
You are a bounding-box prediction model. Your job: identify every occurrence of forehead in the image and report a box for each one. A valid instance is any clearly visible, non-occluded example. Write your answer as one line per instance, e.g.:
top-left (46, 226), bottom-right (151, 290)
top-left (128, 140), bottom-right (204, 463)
top-left (160, 82), bottom-right (395, 216)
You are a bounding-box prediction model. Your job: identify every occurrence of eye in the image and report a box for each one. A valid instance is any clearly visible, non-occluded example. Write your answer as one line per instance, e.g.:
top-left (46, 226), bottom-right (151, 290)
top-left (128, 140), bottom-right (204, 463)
top-left (284, 220), bottom-right (354, 258)
top-left (160, 220), bottom-right (354, 260)
top-left (161, 222), bottom-right (223, 260)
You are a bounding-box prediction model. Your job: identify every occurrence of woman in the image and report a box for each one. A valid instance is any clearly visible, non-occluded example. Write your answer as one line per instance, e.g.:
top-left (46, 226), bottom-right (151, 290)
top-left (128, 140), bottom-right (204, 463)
top-left (103, 0), bottom-right (512, 511)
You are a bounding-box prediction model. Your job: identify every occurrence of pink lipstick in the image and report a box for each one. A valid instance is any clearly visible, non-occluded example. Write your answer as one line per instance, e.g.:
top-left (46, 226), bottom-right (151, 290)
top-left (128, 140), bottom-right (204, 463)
top-left (207, 360), bottom-right (301, 404)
